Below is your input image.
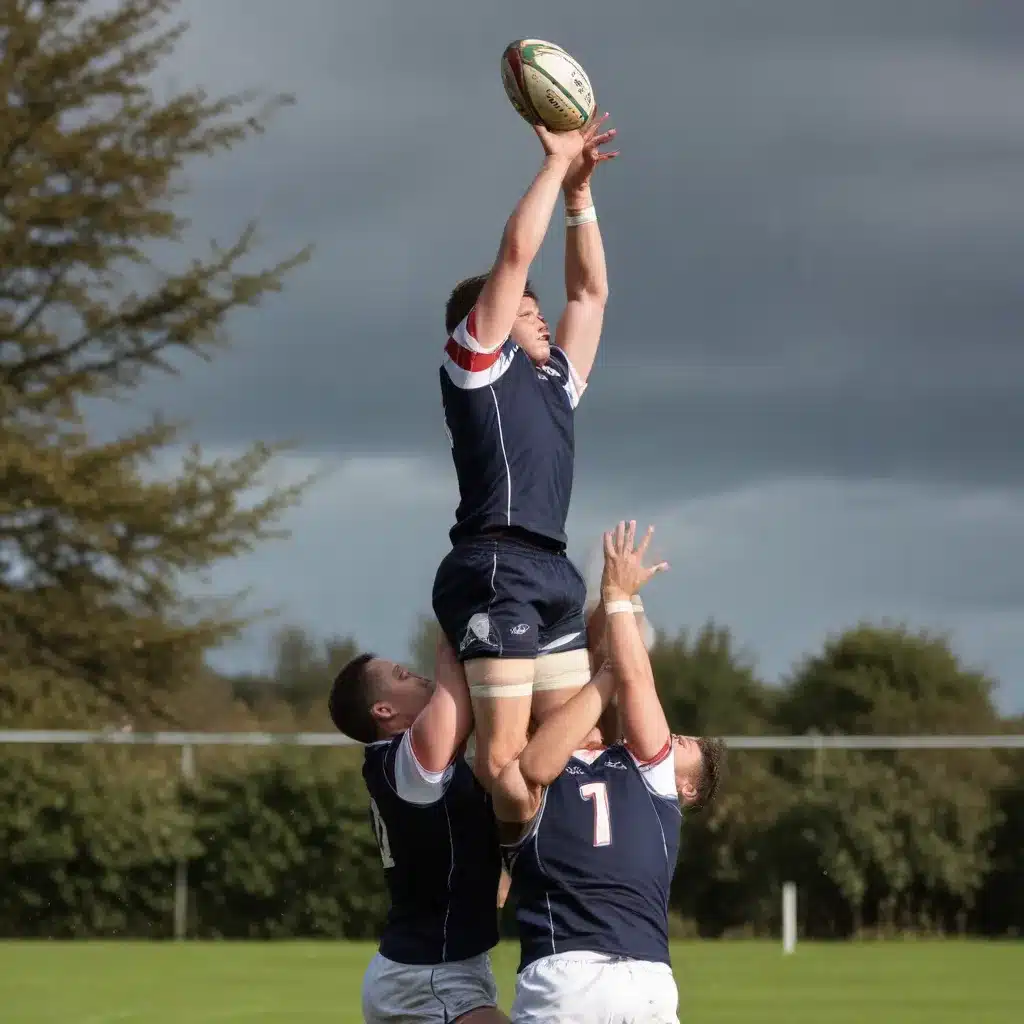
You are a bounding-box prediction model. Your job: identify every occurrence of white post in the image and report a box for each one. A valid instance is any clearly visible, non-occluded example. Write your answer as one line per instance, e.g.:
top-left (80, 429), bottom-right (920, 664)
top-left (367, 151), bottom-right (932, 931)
top-left (173, 744), bottom-right (196, 940)
top-left (782, 882), bottom-right (797, 955)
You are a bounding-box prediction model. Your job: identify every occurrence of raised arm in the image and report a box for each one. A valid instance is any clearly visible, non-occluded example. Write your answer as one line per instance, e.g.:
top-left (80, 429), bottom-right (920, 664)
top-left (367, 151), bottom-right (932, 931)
top-left (586, 593), bottom-right (649, 666)
top-left (602, 521), bottom-right (671, 762)
top-left (408, 636), bottom-right (475, 773)
top-left (554, 113), bottom-right (618, 383)
top-left (492, 661), bottom-right (616, 823)
top-left (469, 127), bottom-right (586, 351)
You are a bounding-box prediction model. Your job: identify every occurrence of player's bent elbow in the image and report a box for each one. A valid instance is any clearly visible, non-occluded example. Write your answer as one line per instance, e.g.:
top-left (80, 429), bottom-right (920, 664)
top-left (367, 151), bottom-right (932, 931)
top-left (518, 750), bottom-right (559, 790)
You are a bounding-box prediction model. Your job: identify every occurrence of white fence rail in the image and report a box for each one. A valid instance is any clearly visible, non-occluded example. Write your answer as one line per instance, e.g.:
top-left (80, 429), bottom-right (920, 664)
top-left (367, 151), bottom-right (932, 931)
top-left (1, 730), bottom-right (1021, 749)
top-left (2, 730), bottom-right (1019, 941)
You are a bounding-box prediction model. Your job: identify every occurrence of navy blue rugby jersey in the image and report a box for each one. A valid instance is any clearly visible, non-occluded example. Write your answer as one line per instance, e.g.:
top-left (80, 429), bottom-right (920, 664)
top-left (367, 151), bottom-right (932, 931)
top-left (363, 731), bottom-right (501, 965)
top-left (440, 309), bottom-right (585, 547)
top-left (501, 741), bottom-right (681, 973)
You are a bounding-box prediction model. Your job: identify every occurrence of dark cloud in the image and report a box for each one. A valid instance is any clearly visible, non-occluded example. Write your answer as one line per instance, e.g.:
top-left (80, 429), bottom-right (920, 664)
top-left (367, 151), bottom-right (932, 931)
top-left (84, 1), bottom-right (1024, 708)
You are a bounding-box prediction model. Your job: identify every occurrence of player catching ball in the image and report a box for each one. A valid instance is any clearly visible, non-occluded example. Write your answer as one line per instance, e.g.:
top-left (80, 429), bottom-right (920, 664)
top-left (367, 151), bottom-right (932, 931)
top-left (434, 113), bottom-right (618, 790)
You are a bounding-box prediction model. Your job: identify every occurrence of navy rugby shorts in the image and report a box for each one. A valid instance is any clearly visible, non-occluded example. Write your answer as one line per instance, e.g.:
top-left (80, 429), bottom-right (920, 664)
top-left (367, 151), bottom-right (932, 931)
top-left (432, 535), bottom-right (588, 662)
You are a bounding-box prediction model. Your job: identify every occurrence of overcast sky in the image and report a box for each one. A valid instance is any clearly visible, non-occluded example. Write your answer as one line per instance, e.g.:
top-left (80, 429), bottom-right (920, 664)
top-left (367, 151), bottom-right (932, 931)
top-left (92, 0), bottom-right (1024, 711)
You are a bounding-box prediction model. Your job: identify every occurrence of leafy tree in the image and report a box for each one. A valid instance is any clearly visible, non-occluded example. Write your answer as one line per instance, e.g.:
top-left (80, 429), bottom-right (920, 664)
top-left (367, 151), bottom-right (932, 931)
top-left (408, 613), bottom-right (442, 676)
top-left (973, 738), bottom-right (1024, 936)
top-left (647, 623), bottom-right (779, 935)
top-left (649, 622), bottom-right (775, 735)
top-left (269, 625), bottom-right (356, 715)
top-left (770, 625), bottom-right (1007, 935)
top-left (777, 623), bottom-right (1001, 735)
top-left (225, 626), bottom-right (357, 729)
top-left (1, 0), bottom-right (311, 725)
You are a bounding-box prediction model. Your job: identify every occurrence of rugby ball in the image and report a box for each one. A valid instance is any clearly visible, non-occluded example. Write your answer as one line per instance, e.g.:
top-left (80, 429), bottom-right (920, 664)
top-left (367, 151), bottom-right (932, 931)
top-left (501, 39), bottom-right (596, 132)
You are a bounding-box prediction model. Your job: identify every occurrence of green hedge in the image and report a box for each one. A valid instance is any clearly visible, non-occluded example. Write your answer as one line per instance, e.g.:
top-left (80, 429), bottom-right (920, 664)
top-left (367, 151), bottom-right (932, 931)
top-left (0, 747), bottom-right (387, 939)
top-left (0, 746), bottom-right (195, 938)
top-left (0, 744), bottom-right (1018, 939)
top-left (186, 751), bottom-right (386, 938)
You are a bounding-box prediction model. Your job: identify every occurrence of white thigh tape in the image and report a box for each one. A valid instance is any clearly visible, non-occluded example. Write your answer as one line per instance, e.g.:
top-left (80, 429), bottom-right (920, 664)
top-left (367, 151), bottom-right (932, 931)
top-left (533, 676), bottom-right (589, 692)
top-left (533, 649), bottom-right (591, 693)
top-left (468, 682), bottom-right (534, 699)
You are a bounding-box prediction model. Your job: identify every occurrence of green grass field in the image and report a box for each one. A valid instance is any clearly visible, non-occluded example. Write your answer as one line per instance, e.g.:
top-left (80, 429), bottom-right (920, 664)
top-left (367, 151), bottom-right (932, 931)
top-left (1, 940), bottom-right (1019, 1023)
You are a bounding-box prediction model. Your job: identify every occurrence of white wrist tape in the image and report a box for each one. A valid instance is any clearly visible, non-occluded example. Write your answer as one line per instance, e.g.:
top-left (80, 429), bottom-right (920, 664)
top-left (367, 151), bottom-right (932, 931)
top-left (631, 595), bottom-right (645, 614)
top-left (604, 600), bottom-right (634, 616)
top-left (566, 205), bottom-right (597, 227)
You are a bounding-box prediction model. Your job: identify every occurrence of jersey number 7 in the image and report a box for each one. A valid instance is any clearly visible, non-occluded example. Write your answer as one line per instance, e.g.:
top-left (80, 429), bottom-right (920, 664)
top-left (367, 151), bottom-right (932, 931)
top-left (579, 781), bottom-right (612, 847)
top-left (369, 798), bottom-right (395, 868)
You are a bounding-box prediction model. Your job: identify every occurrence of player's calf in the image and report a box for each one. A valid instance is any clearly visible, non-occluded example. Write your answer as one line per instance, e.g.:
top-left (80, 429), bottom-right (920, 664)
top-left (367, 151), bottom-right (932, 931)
top-left (465, 656), bottom-right (535, 791)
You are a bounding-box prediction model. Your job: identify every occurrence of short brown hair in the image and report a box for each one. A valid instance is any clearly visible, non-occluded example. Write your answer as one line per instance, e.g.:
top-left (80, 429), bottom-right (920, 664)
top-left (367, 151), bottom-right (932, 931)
top-left (690, 737), bottom-right (727, 812)
top-left (445, 274), bottom-right (538, 335)
top-left (328, 652), bottom-right (379, 744)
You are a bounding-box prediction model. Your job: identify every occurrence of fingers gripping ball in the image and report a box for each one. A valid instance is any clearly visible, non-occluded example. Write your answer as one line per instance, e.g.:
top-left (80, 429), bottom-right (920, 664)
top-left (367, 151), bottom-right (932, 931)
top-left (501, 39), bottom-right (596, 132)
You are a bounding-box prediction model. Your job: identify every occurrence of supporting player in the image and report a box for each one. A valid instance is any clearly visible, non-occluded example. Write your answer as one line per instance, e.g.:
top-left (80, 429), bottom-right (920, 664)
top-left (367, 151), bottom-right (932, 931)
top-left (493, 521), bottom-right (726, 1024)
top-left (328, 641), bottom-right (507, 1024)
top-left (434, 112), bottom-right (619, 792)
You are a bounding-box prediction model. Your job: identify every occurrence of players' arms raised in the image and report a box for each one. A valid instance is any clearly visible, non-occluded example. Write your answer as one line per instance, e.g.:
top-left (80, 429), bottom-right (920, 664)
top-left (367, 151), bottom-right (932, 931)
top-left (555, 114), bottom-right (617, 383)
top-left (492, 661), bottom-right (617, 823)
top-left (408, 635), bottom-right (475, 773)
top-left (470, 126), bottom-right (587, 351)
top-left (602, 521), bottom-right (671, 762)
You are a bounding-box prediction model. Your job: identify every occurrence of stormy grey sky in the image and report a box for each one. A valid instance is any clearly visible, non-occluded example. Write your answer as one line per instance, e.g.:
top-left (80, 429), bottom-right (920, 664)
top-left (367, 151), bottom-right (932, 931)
top-left (96, 1), bottom-right (1024, 710)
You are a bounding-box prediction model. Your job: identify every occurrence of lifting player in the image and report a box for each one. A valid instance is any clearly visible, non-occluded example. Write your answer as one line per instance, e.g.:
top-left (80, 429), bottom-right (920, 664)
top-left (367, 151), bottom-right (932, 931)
top-left (434, 111), bottom-right (619, 793)
top-left (328, 641), bottom-right (506, 1024)
top-left (492, 521), bottom-right (726, 1024)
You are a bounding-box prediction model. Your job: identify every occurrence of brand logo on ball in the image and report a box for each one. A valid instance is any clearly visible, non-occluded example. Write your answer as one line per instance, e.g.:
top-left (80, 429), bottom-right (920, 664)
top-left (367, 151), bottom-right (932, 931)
top-left (500, 39), bottom-right (596, 132)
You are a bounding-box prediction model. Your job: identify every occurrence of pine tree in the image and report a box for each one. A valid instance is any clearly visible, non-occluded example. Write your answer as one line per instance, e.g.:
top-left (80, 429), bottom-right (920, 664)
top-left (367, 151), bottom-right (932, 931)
top-left (1, 0), bottom-right (312, 724)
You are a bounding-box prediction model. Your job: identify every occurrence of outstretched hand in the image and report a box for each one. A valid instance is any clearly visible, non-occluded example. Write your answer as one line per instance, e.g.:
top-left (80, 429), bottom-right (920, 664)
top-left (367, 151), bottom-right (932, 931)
top-left (601, 520), bottom-right (668, 602)
top-left (564, 113), bottom-right (619, 193)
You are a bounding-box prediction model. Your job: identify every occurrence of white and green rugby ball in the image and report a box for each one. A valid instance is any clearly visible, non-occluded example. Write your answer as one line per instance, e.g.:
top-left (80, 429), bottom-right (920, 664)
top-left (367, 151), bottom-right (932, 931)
top-left (500, 39), bottom-right (596, 132)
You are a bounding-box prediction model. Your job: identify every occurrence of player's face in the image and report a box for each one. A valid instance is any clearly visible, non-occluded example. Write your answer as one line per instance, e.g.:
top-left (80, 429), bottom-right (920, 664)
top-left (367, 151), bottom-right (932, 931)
top-left (510, 294), bottom-right (551, 364)
top-left (672, 735), bottom-right (703, 806)
top-left (367, 658), bottom-right (434, 729)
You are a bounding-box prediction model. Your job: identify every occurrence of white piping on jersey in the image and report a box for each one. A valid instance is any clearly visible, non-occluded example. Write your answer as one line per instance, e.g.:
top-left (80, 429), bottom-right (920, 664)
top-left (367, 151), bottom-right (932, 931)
top-left (441, 791), bottom-right (454, 961)
top-left (487, 545), bottom-right (502, 656)
top-left (524, 790), bottom-right (556, 955)
top-left (487, 384), bottom-right (512, 525)
top-left (637, 762), bottom-right (682, 867)
top-left (534, 793), bottom-right (557, 956)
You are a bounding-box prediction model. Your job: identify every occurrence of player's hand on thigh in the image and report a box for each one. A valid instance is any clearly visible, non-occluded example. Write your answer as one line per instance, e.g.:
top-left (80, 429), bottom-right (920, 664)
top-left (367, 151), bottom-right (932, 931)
top-left (601, 520), bottom-right (669, 600)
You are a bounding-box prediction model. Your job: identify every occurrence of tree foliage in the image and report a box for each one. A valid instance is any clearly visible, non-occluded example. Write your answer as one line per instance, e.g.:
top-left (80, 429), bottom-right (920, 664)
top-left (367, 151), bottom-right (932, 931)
top-left (0, 620), bottom-right (1019, 939)
top-left (228, 626), bottom-right (357, 728)
top-left (1, 0), bottom-right (312, 724)
top-left (408, 613), bottom-right (443, 676)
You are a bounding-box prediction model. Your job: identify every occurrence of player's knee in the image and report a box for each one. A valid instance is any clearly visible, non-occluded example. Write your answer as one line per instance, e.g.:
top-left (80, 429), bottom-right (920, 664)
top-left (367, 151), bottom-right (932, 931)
top-left (464, 658), bottom-right (535, 787)
top-left (475, 735), bottom-right (524, 792)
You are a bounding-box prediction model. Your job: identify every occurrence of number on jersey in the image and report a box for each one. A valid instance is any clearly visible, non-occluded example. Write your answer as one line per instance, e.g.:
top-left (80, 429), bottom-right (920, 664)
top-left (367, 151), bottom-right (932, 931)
top-left (369, 798), bottom-right (395, 868)
top-left (579, 781), bottom-right (612, 847)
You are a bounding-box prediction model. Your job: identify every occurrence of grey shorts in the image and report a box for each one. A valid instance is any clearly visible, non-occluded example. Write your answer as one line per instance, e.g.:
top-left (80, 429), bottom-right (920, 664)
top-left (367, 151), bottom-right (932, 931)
top-left (362, 951), bottom-right (499, 1023)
